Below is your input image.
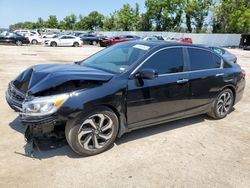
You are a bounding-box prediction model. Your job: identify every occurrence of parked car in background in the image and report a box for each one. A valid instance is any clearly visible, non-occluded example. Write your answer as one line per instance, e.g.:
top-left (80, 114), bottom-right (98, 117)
top-left (0, 31), bottom-right (29, 46)
top-left (6, 41), bottom-right (245, 156)
top-left (143, 36), bottom-right (164, 41)
top-left (164, 37), bottom-right (178, 41)
top-left (21, 33), bottom-right (42, 45)
top-left (80, 34), bottom-right (100, 45)
top-left (99, 36), bottom-right (131, 47)
top-left (44, 35), bottom-right (82, 47)
top-left (42, 32), bottom-right (58, 38)
top-left (176, 38), bottom-right (193, 44)
top-left (240, 33), bottom-right (250, 50)
top-left (209, 46), bottom-right (237, 64)
top-left (72, 31), bottom-right (86, 37)
top-left (120, 35), bottom-right (141, 40)
top-left (14, 30), bottom-right (41, 36)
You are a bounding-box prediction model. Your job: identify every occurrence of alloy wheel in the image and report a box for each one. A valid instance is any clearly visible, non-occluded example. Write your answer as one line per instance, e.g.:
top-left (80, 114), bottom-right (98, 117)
top-left (16, 40), bottom-right (22, 46)
top-left (216, 91), bottom-right (232, 116)
top-left (77, 114), bottom-right (114, 151)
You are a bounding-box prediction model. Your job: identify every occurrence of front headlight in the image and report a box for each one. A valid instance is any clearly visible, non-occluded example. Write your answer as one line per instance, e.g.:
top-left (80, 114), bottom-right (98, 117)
top-left (22, 93), bottom-right (69, 116)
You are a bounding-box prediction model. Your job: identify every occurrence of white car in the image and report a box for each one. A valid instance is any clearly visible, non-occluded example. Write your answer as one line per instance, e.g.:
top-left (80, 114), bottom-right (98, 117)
top-left (23, 33), bottom-right (42, 45)
top-left (14, 30), bottom-right (41, 36)
top-left (42, 32), bottom-right (58, 38)
top-left (44, 35), bottom-right (82, 47)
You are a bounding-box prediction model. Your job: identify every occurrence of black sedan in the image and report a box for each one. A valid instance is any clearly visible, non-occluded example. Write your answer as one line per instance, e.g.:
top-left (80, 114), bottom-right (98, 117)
top-left (80, 34), bottom-right (100, 45)
top-left (0, 31), bottom-right (30, 46)
top-left (6, 41), bottom-right (245, 156)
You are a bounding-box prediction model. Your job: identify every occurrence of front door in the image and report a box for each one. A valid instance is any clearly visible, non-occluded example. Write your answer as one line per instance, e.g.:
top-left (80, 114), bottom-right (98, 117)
top-left (127, 47), bottom-right (190, 128)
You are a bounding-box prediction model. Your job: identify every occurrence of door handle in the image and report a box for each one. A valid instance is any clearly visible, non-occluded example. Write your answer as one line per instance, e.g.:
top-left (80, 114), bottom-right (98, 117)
top-left (216, 73), bottom-right (224, 77)
top-left (177, 78), bottom-right (189, 84)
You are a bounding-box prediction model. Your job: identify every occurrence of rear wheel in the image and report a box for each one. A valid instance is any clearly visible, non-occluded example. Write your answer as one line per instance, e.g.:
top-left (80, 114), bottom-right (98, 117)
top-left (51, 42), bottom-right (57, 47)
top-left (65, 107), bottom-right (119, 156)
top-left (16, 40), bottom-right (22, 46)
top-left (73, 42), bottom-right (79, 47)
top-left (31, 39), bottom-right (38, 45)
top-left (208, 89), bottom-right (234, 119)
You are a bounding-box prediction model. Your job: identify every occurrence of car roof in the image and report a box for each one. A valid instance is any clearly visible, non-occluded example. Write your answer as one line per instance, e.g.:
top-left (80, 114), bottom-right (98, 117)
top-left (124, 40), bottom-right (209, 50)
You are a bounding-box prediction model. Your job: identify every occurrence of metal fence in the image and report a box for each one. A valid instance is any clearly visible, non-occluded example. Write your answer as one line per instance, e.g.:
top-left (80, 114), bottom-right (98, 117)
top-left (99, 31), bottom-right (241, 47)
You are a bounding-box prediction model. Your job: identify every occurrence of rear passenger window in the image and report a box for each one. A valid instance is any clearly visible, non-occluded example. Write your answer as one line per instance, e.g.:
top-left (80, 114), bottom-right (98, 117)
top-left (142, 48), bottom-right (184, 74)
top-left (188, 48), bottom-right (221, 71)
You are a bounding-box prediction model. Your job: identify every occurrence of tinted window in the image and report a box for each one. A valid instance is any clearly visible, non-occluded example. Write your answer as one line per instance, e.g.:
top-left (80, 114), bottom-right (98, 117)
top-left (141, 48), bottom-right (184, 74)
top-left (188, 48), bottom-right (221, 71)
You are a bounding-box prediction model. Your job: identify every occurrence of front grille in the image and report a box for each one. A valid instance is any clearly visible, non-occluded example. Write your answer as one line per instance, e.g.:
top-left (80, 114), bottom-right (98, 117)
top-left (6, 82), bottom-right (26, 111)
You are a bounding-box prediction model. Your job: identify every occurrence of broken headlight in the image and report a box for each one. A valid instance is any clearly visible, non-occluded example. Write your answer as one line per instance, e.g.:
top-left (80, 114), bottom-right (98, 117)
top-left (22, 93), bottom-right (69, 116)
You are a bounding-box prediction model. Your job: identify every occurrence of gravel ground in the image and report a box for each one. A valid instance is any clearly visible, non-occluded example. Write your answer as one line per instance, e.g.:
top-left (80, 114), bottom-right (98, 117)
top-left (0, 45), bottom-right (249, 188)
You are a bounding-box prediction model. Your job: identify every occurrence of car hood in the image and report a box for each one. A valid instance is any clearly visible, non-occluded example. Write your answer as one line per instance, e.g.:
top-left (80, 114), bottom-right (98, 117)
top-left (13, 64), bottom-right (114, 94)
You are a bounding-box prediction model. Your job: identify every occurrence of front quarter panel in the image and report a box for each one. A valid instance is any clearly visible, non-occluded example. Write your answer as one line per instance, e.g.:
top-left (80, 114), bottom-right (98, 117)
top-left (57, 78), bottom-right (128, 133)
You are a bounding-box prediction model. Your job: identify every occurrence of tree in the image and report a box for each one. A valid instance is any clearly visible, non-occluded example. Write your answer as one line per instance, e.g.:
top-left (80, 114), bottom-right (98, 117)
top-left (117, 4), bottom-right (135, 31)
top-left (144, 0), bottom-right (184, 31)
top-left (85, 11), bottom-right (104, 30)
top-left (133, 3), bottom-right (141, 30)
top-left (46, 15), bottom-right (58, 28)
top-left (75, 15), bottom-right (87, 30)
top-left (213, 0), bottom-right (250, 33)
top-left (138, 13), bottom-right (152, 31)
top-left (61, 14), bottom-right (77, 30)
top-left (103, 13), bottom-right (118, 31)
top-left (145, 0), bottom-right (162, 31)
top-left (36, 17), bottom-right (45, 28)
top-left (184, 0), bottom-right (212, 33)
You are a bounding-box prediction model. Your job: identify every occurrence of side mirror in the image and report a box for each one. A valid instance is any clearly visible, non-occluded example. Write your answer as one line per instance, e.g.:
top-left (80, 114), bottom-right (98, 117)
top-left (136, 69), bottom-right (158, 80)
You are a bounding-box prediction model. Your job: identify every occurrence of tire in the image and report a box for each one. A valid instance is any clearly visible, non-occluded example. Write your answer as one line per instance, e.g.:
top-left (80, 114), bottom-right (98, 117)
top-left (31, 39), bottom-right (38, 45)
top-left (65, 107), bottom-right (119, 156)
top-left (73, 42), bottom-right (79, 47)
top-left (92, 41), bottom-right (97, 45)
top-left (16, 40), bottom-right (22, 46)
top-left (51, 42), bottom-right (57, 47)
top-left (207, 89), bottom-right (234, 119)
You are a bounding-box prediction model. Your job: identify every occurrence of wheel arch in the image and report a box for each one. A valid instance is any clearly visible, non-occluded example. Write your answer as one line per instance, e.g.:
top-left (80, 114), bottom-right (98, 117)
top-left (97, 104), bottom-right (127, 138)
top-left (221, 84), bottom-right (236, 105)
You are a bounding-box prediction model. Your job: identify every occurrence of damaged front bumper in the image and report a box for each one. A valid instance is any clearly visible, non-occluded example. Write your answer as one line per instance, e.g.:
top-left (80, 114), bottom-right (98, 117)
top-left (20, 114), bottom-right (66, 141)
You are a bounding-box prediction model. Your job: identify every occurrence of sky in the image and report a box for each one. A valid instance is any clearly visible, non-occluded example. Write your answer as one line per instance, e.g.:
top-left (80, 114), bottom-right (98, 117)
top-left (0, 0), bottom-right (146, 28)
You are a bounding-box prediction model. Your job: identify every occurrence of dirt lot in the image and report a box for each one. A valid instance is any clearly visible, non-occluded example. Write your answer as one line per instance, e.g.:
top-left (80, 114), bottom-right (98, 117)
top-left (0, 45), bottom-right (249, 188)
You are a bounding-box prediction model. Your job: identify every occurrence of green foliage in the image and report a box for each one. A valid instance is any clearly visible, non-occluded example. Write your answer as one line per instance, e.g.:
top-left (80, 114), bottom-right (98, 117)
top-left (85, 11), bottom-right (104, 30)
top-left (46, 15), bottom-right (58, 28)
top-left (213, 0), bottom-right (250, 33)
top-left (184, 0), bottom-right (212, 33)
top-left (60, 14), bottom-right (77, 30)
top-left (8, 0), bottom-right (250, 33)
top-left (117, 4), bottom-right (135, 31)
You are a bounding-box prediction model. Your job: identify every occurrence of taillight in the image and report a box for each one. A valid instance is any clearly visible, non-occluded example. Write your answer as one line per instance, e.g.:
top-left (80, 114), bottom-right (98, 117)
top-left (240, 70), bottom-right (246, 79)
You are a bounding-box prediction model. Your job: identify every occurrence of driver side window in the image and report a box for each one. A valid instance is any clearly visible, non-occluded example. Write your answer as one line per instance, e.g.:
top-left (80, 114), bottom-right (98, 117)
top-left (141, 48), bottom-right (184, 75)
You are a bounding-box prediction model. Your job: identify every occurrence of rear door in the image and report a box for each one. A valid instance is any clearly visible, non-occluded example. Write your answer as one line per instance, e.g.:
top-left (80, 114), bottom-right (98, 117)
top-left (59, 36), bottom-right (68, 46)
top-left (127, 47), bottom-right (190, 128)
top-left (185, 47), bottom-right (224, 115)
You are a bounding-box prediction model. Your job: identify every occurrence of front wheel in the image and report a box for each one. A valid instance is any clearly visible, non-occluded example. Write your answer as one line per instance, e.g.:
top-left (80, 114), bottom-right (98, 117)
top-left (51, 42), bottom-right (57, 47)
top-left (31, 39), bottom-right (38, 45)
top-left (16, 40), bottom-right (22, 46)
top-left (208, 89), bottom-right (234, 119)
top-left (65, 107), bottom-right (119, 156)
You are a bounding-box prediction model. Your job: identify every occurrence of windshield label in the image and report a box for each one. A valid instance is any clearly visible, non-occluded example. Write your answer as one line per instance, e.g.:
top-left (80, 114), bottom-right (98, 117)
top-left (133, 44), bottom-right (150, 51)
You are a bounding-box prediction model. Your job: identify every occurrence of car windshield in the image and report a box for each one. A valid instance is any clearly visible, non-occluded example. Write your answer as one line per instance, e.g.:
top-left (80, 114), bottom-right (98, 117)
top-left (80, 42), bottom-right (151, 74)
